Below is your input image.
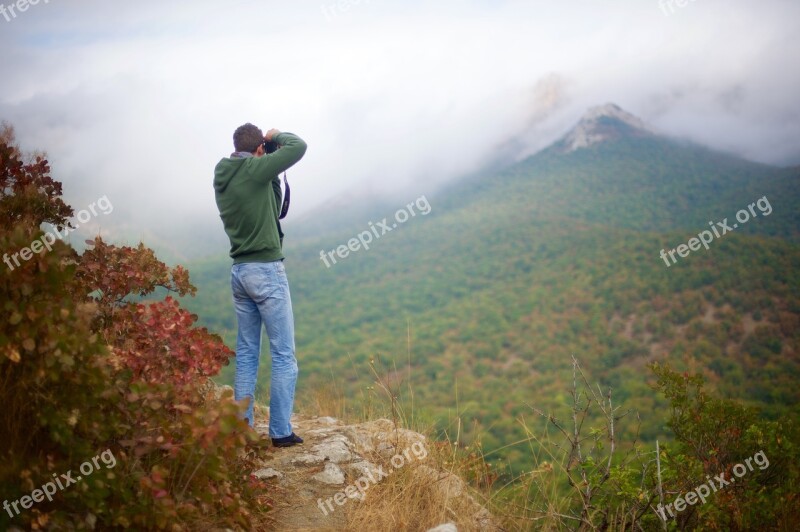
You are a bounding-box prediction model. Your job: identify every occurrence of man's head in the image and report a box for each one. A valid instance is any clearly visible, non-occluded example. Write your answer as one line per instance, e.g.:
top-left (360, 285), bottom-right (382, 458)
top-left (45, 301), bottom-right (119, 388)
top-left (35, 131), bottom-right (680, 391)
top-left (233, 123), bottom-right (264, 155)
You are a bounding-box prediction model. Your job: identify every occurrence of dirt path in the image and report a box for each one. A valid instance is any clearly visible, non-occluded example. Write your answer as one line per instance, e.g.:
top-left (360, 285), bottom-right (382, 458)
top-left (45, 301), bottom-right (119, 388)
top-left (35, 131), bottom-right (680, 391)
top-left (251, 415), bottom-right (352, 530)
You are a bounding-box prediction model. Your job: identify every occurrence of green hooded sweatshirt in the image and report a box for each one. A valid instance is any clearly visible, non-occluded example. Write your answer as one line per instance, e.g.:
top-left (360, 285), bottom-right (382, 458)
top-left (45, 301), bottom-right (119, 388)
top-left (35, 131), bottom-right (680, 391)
top-left (214, 132), bottom-right (307, 263)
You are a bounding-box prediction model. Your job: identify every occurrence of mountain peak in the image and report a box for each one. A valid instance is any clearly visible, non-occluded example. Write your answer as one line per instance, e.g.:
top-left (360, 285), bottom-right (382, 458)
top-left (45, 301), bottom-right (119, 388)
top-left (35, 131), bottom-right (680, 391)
top-left (557, 103), bottom-right (653, 153)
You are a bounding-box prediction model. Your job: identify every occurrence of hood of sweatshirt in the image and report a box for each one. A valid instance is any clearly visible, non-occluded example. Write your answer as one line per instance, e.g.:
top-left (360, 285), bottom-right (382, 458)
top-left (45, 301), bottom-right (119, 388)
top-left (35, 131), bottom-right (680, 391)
top-left (213, 156), bottom-right (249, 194)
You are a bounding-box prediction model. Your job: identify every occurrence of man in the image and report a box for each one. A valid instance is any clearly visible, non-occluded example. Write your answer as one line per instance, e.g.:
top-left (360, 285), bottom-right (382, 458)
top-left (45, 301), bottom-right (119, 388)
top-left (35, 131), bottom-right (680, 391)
top-left (214, 123), bottom-right (307, 447)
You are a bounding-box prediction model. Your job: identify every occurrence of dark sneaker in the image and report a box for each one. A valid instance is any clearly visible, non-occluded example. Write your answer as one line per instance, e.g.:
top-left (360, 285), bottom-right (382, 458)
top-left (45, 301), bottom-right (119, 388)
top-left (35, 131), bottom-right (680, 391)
top-left (271, 432), bottom-right (304, 448)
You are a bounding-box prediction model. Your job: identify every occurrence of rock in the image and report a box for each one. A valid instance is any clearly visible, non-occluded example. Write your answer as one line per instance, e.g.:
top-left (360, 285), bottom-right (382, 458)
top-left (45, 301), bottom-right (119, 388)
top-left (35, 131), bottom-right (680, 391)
top-left (415, 466), bottom-right (499, 529)
top-left (427, 524), bottom-right (458, 532)
top-left (376, 441), bottom-right (396, 458)
top-left (312, 463), bottom-right (345, 485)
top-left (374, 419), bottom-right (426, 441)
top-left (316, 416), bottom-right (339, 425)
top-left (311, 437), bottom-right (353, 463)
top-left (340, 425), bottom-right (378, 454)
top-left (473, 508), bottom-right (494, 529)
top-left (305, 428), bottom-right (336, 437)
top-left (347, 460), bottom-right (381, 479)
top-left (291, 453), bottom-right (326, 466)
top-left (201, 380), bottom-right (235, 402)
top-left (252, 467), bottom-right (283, 480)
top-left (417, 465), bottom-right (464, 497)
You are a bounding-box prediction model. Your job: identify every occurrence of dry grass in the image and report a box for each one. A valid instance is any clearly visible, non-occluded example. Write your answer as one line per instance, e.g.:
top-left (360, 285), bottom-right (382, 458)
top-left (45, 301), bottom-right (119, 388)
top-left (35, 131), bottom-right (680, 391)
top-left (345, 439), bottom-right (494, 531)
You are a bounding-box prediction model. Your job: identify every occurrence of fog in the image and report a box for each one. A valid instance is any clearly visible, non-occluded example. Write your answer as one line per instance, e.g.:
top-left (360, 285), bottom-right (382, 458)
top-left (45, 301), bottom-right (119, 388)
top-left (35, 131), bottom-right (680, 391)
top-left (1, 0), bottom-right (798, 257)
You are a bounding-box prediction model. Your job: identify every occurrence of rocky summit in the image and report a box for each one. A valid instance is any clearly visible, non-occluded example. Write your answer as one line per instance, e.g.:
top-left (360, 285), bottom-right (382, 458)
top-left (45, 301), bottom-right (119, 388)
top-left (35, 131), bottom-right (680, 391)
top-left (557, 102), bottom-right (655, 152)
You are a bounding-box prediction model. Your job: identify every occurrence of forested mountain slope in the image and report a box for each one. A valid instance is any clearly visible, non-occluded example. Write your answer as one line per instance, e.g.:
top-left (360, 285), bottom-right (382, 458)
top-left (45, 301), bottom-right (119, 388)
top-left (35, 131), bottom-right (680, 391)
top-left (185, 105), bottom-right (800, 471)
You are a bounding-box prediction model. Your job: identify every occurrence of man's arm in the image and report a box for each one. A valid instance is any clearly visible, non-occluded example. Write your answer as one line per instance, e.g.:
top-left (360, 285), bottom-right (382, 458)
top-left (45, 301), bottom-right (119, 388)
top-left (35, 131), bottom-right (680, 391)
top-left (259, 130), bottom-right (307, 176)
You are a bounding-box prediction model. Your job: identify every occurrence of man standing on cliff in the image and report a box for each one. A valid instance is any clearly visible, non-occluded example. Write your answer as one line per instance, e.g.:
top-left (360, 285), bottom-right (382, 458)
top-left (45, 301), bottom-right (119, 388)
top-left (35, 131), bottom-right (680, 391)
top-left (214, 123), bottom-right (307, 448)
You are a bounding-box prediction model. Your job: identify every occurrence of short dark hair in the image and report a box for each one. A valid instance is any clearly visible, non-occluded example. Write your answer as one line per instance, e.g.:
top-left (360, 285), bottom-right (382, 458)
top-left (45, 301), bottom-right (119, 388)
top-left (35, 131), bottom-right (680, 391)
top-left (233, 123), bottom-right (264, 153)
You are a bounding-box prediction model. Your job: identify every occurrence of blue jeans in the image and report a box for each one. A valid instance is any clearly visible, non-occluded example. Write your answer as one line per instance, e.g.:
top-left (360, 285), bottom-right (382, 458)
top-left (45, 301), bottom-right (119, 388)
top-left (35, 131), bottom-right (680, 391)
top-left (230, 261), bottom-right (297, 438)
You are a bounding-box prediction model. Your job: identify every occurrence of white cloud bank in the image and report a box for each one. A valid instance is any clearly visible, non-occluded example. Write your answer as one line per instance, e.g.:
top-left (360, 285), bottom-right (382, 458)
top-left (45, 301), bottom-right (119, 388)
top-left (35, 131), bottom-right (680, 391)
top-left (1, 0), bottom-right (798, 255)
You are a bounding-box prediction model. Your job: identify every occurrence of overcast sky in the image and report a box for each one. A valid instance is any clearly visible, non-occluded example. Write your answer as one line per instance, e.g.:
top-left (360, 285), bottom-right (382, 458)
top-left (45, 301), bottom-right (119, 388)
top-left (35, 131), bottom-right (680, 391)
top-left (1, 0), bottom-right (798, 256)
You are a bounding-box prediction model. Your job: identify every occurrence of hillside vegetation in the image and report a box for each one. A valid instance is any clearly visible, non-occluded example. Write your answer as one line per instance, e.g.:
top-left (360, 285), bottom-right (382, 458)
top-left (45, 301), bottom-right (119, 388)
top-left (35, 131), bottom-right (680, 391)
top-left (185, 114), bottom-right (800, 477)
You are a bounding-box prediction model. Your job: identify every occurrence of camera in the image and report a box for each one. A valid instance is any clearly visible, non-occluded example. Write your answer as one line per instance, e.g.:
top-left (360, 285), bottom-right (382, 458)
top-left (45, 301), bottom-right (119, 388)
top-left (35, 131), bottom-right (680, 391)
top-left (263, 140), bottom-right (279, 154)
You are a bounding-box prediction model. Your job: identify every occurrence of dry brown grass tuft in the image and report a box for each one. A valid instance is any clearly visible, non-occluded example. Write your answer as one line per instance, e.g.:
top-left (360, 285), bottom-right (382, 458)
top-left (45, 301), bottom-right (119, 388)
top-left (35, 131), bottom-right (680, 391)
top-left (345, 440), bottom-right (496, 531)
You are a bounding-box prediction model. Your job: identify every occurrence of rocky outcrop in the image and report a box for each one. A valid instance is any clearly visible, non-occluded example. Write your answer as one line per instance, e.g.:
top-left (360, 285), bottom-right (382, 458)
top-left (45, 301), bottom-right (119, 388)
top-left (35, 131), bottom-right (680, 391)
top-left (557, 102), bottom-right (655, 152)
top-left (249, 414), bottom-right (498, 530)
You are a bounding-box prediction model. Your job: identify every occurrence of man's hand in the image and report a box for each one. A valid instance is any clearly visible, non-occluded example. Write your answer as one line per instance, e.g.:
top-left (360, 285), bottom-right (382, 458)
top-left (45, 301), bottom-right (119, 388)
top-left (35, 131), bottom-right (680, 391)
top-left (265, 129), bottom-right (281, 142)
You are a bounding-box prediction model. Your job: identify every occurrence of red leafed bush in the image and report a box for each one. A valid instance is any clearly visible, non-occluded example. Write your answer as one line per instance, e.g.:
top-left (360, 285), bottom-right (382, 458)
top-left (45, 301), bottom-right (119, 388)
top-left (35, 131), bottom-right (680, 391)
top-left (0, 125), bottom-right (261, 531)
top-left (0, 123), bottom-right (72, 232)
top-left (75, 237), bottom-right (194, 307)
top-left (107, 296), bottom-right (233, 385)
top-left (75, 237), bottom-right (233, 386)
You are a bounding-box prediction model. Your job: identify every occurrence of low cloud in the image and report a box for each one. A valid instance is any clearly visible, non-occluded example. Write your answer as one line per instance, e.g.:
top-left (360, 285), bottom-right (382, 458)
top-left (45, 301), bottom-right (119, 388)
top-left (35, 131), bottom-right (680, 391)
top-left (1, 0), bottom-right (798, 256)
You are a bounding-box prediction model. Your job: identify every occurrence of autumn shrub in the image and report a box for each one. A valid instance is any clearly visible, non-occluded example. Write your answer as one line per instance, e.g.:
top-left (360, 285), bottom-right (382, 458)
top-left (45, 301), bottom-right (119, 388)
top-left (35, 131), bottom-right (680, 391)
top-left (0, 227), bottom-right (126, 529)
top-left (490, 359), bottom-right (799, 531)
top-left (651, 362), bottom-right (800, 530)
top-left (0, 125), bottom-right (260, 530)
